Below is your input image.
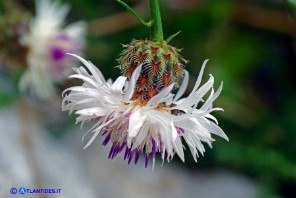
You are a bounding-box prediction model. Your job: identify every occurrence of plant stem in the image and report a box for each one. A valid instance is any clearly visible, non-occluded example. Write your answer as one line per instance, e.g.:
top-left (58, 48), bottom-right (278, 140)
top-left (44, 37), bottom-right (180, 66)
top-left (117, 0), bottom-right (152, 27)
top-left (18, 100), bottom-right (45, 198)
top-left (117, 0), bottom-right (164, 42)
top-left (150, 0), bottom-right (164, 42)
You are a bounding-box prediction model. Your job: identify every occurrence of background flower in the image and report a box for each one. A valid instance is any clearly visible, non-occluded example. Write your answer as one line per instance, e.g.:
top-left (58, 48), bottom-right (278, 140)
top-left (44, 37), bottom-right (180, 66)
top-left (19, 0), bottom-right (85, 99)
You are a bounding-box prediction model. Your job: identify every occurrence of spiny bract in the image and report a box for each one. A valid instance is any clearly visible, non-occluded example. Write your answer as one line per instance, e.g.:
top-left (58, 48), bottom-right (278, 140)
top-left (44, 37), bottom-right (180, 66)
top-left (118, 39), bottom-right (188, 101)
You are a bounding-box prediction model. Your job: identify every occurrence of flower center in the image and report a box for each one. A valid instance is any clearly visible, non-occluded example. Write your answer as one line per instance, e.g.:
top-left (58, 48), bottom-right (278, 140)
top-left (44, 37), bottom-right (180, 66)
top-left (51, 46), bottom-right (65, 61)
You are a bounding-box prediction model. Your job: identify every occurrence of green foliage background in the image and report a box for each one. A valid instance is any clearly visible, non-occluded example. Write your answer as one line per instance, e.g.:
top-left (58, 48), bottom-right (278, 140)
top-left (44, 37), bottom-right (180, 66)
top-left (1, 0), bottom-right (296, 197)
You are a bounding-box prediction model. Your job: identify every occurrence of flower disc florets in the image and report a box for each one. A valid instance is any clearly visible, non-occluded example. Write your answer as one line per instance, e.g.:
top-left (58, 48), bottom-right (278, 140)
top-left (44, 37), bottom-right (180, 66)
top-left (118, 40), bottom-right (188, 100)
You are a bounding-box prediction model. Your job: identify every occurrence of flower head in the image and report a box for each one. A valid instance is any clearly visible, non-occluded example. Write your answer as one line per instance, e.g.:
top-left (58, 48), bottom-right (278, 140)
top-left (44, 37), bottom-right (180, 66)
top-left (118, 39), bottom-right (188, 100)
top-left (62, 54), bottom-right (228, 168)
top-left (19, 0), bottom-right (85, 99)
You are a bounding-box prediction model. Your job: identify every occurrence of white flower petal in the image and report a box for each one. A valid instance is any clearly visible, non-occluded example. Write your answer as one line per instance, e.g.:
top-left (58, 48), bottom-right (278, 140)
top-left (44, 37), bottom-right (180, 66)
top-left (174, 70), bottom-right (189, 102)
top-left (190, 59), bottom-right (208, 94)
top-left (124, 65), bottom-right (142, 101)
top-left (132, 123), bottom-right (149, 150)
top-left (111, 76), bottom-right (127, 98)
top-left (147, 83), bottom-right (175, 107)
top-left (64, 21), bottom-right (86, 41)
top-left (178, 75), bottom-right (214, 109)
top-left (68, 53), bottom-right (106, 84)
top-left (207, 120), bottom-right (228, 141)
top-left (173, 137), bottom-right (185, 162)
top-left (200, 82), bottom-right (223, 111)
top-left (68, 74), bottom-right (100, 89)
top-left (35, 0), bottom-right (69, 31)
top-left (129, 108), bottom-right (146, 137)
top-left (76, 107), bottom-right (108, 116)
top-left (83, 113), bottom-right (121, 149)
top-left (171, 121), bottom-right (178, 141)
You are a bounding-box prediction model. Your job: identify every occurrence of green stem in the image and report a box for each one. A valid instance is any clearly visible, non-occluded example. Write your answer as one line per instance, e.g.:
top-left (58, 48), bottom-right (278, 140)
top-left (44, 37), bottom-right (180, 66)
top-left (150, 0), bottom-right (164, 42)
top-left (117, 0), bottom-right (164, 42)
top-left (117, 0), bottom-right (152, 27)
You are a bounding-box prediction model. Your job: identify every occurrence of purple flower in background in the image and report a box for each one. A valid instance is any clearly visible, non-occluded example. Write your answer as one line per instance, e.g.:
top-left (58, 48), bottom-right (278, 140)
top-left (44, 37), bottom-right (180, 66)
top-left (19, 0), bottom-right (85, 99)
top-left (51, 46), bottom-right (66, 61)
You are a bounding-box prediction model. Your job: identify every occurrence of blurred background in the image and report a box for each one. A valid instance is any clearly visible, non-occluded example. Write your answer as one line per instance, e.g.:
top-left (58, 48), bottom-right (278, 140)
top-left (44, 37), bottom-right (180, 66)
top-left (1, 0), bottom-right (296, 197)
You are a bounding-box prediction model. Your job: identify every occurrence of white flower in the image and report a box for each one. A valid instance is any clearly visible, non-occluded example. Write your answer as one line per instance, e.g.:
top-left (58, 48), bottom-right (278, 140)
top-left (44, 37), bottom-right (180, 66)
top-left (19, 0), bottom-right (85, 99)
top-left (62, 54), bottom-right (228, 168)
